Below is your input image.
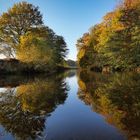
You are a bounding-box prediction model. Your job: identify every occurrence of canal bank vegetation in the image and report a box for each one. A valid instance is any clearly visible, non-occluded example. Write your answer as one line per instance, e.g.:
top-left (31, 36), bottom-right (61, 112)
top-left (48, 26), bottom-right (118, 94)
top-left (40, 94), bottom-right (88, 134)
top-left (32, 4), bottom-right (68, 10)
top-left (77, 0), bottom-right (140, 72)
top-left (0, 2), bottom-right (68, 74)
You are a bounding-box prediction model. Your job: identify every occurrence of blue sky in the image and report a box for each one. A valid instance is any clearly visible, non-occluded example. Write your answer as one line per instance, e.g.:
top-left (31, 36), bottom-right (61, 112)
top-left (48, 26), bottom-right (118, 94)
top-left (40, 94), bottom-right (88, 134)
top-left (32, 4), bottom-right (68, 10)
top-left (0, 0), bottom-right (117, 60)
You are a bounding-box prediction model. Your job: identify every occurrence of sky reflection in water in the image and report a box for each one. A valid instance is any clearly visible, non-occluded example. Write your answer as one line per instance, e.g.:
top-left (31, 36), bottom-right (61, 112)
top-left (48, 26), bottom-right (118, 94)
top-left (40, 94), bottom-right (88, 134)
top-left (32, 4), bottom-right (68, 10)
top-left (0, 71), bottom-right (140, 140)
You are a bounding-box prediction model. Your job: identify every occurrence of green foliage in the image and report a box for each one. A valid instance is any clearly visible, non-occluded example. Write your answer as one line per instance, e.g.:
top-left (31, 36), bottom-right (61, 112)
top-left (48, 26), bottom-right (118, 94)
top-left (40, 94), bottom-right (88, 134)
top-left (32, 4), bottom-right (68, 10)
top-left (77, 0), bottom-right (140, 70)
top-left (17, 28), bottom-right (54, 71)
top-left (66, 59), bottom-right (77, 68)
top-left (0, 2), bottom-right (68, 72)
top-left (0, 1), bottom-right (43, 57)
top-left (16, 26), bottom-right (67, 71)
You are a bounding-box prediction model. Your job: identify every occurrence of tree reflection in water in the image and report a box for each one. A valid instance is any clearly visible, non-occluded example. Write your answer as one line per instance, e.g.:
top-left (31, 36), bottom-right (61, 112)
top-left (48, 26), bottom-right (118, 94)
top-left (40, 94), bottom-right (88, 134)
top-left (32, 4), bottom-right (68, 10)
top-left (0, 73), bottom-right (69, 140)
top-left (78, 71), bottom-right (140, 140)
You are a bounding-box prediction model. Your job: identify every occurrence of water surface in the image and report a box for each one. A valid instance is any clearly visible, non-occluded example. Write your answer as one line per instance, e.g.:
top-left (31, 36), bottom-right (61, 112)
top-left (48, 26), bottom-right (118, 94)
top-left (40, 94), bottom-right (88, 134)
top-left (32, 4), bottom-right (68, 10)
top-left (0, 71), bottom-right (140, 140)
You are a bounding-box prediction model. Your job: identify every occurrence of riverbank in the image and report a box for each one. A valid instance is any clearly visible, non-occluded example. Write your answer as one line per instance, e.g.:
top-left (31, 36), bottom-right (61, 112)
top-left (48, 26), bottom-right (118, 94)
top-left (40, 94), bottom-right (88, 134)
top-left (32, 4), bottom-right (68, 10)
top-left (0, 59), bottom-right (78, 75)
top-left (80, 66), bottom-right (140, 74)
top-left (0, 59), bottom-right (56, 75)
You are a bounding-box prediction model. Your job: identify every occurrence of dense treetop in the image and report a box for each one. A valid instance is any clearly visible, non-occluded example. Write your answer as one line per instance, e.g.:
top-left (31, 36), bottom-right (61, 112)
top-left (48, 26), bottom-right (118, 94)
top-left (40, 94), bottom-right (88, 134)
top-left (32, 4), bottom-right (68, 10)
top-left (0, 1), bottom-right (68, 72)
top-left (77, 0), bottom-right (140, 71)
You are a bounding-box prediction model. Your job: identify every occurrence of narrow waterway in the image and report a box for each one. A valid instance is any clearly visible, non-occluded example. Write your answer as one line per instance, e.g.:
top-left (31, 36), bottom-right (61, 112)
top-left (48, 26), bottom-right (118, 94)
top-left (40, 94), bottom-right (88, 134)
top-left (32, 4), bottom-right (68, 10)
top-left (0, 71), bottom-right (139, 140)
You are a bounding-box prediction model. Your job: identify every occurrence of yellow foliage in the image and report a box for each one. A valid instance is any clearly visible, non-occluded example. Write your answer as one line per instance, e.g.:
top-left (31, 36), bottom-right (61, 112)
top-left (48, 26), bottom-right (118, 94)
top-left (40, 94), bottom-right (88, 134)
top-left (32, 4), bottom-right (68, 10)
top-left (77, 48), bottom-right (85, 59)
top-left (17, 32), bottom-right (53, 66)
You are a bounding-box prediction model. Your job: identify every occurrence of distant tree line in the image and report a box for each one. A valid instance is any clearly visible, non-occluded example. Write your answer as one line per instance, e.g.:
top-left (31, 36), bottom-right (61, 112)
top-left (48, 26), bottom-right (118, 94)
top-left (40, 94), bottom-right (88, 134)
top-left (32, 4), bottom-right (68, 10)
top-left (0, 2), bottom-right (68, 72)
top-left (77, 0), bottom-right (140, 71)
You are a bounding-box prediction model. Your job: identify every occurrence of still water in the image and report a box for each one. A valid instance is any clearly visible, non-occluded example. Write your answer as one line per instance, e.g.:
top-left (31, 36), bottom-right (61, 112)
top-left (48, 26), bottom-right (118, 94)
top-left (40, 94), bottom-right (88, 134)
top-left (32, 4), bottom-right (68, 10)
top-left (0, 71), bottom-right (140, 140)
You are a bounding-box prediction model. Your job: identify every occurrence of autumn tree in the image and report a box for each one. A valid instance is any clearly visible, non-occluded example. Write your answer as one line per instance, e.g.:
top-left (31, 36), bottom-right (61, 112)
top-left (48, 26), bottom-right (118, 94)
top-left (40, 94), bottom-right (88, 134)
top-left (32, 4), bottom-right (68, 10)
top-left (17, 26), bottom-right (68, 71)
top-left (77, 0), bottom-right (140, 71)
top-left (0, 1), bottom-right (43, 57)
top-left (0, 1), bottom-right (68, 72)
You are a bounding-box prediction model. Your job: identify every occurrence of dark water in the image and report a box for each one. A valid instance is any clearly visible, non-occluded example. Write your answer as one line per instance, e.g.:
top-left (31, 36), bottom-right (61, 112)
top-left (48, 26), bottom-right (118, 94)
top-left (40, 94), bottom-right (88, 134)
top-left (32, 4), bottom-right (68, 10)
top-left (0, 71), bottom-right (140, 140)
